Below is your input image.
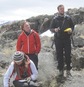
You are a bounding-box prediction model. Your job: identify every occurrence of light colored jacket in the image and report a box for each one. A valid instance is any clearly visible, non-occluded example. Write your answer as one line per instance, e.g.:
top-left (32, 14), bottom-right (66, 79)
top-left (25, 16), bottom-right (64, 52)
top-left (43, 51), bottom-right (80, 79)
top-left (3, 60), bottom-right (38, 87)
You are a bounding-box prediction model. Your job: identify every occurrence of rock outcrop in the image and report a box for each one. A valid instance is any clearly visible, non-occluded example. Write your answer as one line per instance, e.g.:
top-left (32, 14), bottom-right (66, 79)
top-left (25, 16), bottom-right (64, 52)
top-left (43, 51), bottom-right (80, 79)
top-left (0, 7), bottom-right (84, 87)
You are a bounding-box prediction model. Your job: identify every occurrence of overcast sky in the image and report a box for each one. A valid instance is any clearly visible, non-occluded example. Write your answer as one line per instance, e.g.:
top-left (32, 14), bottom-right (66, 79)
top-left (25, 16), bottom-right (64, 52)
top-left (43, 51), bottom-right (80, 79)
top-left (0, 0), bottom-right (84, 21)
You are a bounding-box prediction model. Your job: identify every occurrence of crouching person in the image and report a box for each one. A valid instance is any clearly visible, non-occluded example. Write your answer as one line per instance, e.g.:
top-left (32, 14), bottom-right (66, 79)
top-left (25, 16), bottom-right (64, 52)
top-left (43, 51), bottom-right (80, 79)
top-left (3, 51), bottom-right (38, 87)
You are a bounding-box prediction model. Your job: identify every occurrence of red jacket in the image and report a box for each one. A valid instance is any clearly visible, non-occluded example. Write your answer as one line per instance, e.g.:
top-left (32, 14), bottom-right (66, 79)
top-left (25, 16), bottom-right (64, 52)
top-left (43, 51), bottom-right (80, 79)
top-left (15, 56), bottom-right (31, 80)
top-left (16, 30), bottom-right (41, 54)
top-left (15, 63), bottom-right (31, 80)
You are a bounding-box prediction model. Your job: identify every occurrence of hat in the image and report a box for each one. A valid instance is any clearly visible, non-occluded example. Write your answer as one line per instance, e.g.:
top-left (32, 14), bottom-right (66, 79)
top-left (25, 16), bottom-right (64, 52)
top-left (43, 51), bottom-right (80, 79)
top-left (12, 51), bottom-right (24, 62)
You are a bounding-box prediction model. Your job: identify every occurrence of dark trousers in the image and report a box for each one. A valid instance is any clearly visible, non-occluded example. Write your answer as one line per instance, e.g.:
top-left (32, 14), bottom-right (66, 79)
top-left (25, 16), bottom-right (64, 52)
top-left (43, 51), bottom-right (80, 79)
top-left (55, 38), bottom-right (72, 71)
top-left (27, 54), bottom-right (38, 70)
top-left (13, 80), bottom-right (37, 87)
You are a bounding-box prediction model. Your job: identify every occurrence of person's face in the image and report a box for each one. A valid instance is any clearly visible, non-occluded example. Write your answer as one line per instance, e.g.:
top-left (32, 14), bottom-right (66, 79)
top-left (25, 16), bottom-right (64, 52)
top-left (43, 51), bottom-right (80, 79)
top-left (58, 6), bottom-right (64, 15)
top-left (23, 22), bottom-right (31, 32)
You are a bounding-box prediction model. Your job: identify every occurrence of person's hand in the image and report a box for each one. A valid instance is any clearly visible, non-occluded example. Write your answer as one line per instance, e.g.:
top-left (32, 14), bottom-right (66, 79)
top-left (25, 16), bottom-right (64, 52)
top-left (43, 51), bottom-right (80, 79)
top-left (26, 77), bottom-right (31, 82)
top-left (35, 53), bottom-right (38, 56)
top-left (64, 28), bottom-right (72, 34)
top-left (67, 29), bottom-right (72, 34)
top-left (25, 58), bottom-right (30, 68)
top-left (54, 27), bottom-right (60, 32)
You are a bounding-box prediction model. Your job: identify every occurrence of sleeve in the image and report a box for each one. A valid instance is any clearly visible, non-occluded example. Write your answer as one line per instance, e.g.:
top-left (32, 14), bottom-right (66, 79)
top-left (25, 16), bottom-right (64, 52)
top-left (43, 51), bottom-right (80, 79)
top-left (34, 32), bottom-right (41, 53)
top-left (50, 17), bottom-right (56, 33)
top-left (30, 60), bottom-right (38, 81)
top-left (16, 34), bottom-right (22, 51)
top-left (3, 62), bottom-right (14, 87)
top-left (69, 17), bottom-right (74, 31)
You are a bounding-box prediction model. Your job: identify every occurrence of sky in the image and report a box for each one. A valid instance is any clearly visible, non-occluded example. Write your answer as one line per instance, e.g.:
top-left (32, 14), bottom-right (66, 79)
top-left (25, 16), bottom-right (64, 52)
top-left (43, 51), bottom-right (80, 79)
top-left (0, 0), bottom-right (84, 21)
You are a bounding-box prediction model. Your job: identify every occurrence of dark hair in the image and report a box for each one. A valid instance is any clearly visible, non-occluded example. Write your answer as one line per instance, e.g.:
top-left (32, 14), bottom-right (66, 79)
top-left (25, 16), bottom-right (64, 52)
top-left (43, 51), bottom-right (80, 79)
top-left (57, 4), bottom-right (64, 10)
top-left (14, 54), bottom-right (29, 79)
top-left (17, 54), bottom-right (28, 66)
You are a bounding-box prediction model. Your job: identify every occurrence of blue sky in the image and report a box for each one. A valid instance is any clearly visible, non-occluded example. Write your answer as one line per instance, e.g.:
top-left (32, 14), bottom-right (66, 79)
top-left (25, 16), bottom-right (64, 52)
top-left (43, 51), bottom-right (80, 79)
top-left (0, 0), bottom-right (84, 21)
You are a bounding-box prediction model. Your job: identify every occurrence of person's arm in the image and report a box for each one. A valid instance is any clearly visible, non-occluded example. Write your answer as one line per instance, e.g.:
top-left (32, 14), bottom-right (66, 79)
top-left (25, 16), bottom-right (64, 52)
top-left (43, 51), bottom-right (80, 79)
top-left (50, 18), bottom-right (56, 33)
top-left (30, 60), bottom-right (38, 81)
top-left (50, 17), bottom-right (59, 33)
top-left (16, 34), bottom-right (22, 51)
top-left (66, 17), bottom-right (74, 34)
top-left (3, 62), bottom-right (14, 87)
top-left (69, 17), bottom-right (74, 31)
top-left (34, 32), bottom-right (41, 54)
top-left (71, 19), bottom-right (74, 31)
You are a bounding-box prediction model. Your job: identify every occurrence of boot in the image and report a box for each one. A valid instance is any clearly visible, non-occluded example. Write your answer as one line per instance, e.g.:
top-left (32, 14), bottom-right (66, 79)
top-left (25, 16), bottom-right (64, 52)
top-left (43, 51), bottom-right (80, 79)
top-left (57, 70), bottom-right (65, 83)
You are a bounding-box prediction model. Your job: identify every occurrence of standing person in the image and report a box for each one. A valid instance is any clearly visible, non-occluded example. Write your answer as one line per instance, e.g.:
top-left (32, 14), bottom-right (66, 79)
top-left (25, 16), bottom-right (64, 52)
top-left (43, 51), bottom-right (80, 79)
top-left (50, 5), bottom-right (74, 77)
top-left (3, 51), bottom-right (38, 87)
top-left (39, 17), bottom-right (50, 34)
top-left (16, 20), bottom-right (41, 70)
